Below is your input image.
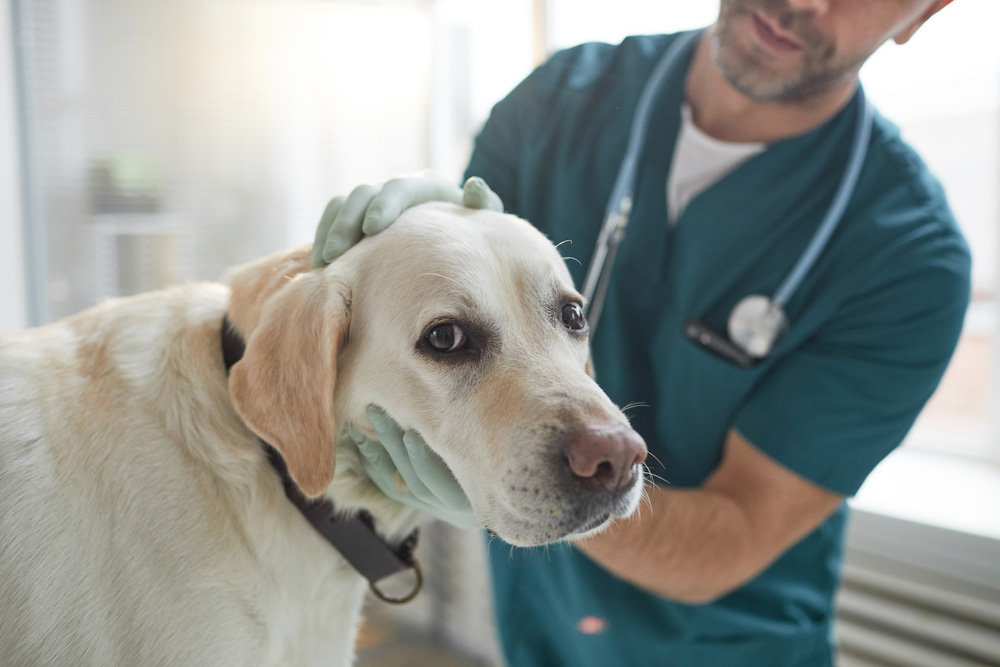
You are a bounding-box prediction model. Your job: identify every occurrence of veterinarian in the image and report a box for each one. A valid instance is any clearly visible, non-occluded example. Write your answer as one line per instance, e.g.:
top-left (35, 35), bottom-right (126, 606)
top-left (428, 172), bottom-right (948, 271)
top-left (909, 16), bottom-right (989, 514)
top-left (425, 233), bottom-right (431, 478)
top-left (312, 0), bottom-right (971, 664)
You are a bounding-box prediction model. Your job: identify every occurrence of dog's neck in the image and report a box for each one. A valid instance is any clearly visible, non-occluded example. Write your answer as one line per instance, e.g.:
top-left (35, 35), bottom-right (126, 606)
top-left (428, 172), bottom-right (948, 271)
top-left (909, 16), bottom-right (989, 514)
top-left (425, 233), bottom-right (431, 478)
top-left (220, 315), bottom-right (422, 603)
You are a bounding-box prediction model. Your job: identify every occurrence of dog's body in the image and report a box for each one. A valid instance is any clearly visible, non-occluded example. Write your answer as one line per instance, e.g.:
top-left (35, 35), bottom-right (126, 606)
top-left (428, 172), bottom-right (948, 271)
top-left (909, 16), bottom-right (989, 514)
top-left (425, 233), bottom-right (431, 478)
top-left (0, 203), bottom-right (645, 666)
top-left (0, 282), bottom-right (375, 665)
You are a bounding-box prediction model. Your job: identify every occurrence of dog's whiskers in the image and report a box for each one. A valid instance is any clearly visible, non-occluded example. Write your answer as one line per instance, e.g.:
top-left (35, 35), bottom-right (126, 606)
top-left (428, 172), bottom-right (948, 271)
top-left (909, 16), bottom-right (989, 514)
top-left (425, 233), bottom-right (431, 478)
top-left (644, 450), bottom-right (665, 470)
top-left (641, 489), bottom-right (654, 514)
top-left (645, 473), bottom-right (670, 487)
top-left (643, 469), bottom-right (670, 486)
top-left (554, 239), bottom-right (583, 266)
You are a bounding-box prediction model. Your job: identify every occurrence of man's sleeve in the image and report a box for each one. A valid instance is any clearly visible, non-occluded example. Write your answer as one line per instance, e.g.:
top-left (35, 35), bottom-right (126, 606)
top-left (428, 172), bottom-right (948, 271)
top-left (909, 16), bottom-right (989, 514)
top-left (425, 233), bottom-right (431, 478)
top-left (463, 56), bottom-right (565, 215)
top-left (463, 85), bottom-right (525, 214)
top-left (464, 43), bottom-right (614, 218)
top-left (732, 225), bottom-right (972, 496)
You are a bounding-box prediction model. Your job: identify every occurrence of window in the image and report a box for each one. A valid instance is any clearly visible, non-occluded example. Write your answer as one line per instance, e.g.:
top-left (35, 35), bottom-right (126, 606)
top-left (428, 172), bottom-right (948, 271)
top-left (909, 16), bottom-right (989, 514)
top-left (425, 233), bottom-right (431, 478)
top-left (12, 0), bottom-right (538, 323)
top-left (14, 0), bottom-right (436, 323)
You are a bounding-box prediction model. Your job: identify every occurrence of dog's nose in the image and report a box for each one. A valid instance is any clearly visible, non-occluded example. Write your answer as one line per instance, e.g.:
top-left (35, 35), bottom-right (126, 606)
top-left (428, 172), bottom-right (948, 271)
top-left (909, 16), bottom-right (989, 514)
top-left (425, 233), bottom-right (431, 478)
top-left (563, 425), bottom-right (647, 493)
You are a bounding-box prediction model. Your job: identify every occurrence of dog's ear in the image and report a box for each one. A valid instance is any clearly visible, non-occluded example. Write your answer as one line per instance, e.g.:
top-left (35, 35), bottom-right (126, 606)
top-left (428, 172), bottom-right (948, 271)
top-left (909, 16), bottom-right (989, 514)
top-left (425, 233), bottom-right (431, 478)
top-left (225, 246), bottom-right (314, 337)
top-left (585, 354), bottom-right (596, 380)
top-left (227, 249), bottom-right (350, 497)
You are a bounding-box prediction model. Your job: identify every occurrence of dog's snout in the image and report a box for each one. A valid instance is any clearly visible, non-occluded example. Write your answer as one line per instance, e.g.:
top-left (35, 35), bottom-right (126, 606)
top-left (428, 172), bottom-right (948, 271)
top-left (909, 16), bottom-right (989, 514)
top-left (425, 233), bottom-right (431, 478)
top-left (563, 425), bottom-right (647, 493)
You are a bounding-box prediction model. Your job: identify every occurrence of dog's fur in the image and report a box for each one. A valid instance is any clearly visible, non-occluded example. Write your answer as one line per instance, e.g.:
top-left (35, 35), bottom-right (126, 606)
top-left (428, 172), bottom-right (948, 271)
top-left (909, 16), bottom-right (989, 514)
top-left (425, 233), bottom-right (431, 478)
top-left (0, 203), bottom-right (645, 666)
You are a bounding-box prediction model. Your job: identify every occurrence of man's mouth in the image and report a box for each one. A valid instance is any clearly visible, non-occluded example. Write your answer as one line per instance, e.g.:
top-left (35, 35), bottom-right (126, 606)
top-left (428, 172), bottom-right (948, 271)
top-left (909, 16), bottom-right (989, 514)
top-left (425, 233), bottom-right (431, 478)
top-left (752, 12), bottom-right (804, 53)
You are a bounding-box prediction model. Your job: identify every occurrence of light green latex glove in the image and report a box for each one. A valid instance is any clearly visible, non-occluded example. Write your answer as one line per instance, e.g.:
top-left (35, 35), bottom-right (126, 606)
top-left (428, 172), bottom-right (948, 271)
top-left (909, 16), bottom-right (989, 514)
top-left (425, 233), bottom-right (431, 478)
top-left (348, 405), bottom-right (479, 530)
top-left (311, 174), bottom-right (503, 268)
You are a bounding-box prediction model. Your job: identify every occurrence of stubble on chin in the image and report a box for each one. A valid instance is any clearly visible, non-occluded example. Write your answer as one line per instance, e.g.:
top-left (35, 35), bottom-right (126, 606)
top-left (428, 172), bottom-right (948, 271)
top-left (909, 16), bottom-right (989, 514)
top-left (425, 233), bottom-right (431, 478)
top-left (712, 0), bottom-right (857, 105)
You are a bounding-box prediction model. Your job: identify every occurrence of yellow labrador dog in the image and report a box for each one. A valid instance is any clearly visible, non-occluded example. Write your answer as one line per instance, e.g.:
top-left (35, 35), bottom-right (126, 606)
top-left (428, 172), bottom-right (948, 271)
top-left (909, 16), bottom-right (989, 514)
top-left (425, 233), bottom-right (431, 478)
top-left (0, 203), bottom-right (646, 666)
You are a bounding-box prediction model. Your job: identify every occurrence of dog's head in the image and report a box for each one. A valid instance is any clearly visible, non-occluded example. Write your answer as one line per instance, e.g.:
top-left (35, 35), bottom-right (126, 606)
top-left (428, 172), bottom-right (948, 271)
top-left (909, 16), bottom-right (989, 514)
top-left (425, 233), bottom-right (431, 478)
top-left (227, 202), bottom-right (646, 546)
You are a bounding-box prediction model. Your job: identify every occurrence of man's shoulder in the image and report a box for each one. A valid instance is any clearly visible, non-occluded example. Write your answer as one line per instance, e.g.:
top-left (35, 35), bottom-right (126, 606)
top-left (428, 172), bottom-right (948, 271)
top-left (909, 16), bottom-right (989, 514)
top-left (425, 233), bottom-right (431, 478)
top-left (869, 115), bottom-right (942, 199)
top-left (834, 111), bottom-right (971, 319)
top-left (853, 112), bottom-right (968, 260)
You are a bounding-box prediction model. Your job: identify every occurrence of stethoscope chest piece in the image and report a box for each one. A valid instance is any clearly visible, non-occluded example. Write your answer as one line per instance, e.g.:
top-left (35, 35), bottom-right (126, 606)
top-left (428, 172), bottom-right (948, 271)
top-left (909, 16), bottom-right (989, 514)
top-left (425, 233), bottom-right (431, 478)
top-left (727, 295), bottom-right (788, 359)
top-left (580, 28), bottom-right (872, 367)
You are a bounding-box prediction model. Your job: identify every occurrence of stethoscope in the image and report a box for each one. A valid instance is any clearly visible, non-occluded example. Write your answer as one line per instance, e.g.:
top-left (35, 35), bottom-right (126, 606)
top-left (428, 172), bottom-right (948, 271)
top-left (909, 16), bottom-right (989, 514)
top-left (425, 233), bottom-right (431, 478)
top-left (580, 30), bottom-right (874, 369)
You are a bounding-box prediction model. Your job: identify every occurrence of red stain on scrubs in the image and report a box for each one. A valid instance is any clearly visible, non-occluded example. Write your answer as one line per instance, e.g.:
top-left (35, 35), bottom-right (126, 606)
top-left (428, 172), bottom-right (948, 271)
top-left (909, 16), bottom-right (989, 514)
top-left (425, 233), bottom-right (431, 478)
top-left (575, 616), bottom-right (608, 635)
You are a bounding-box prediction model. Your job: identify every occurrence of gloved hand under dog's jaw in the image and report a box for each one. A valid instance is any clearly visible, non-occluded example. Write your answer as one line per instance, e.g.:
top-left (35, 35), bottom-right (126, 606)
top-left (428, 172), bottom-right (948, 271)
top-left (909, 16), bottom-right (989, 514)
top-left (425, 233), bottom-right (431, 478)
top-left (347, 405), bottom-right (480, 530)
top-left (311, 174), bottom-right (503, 268)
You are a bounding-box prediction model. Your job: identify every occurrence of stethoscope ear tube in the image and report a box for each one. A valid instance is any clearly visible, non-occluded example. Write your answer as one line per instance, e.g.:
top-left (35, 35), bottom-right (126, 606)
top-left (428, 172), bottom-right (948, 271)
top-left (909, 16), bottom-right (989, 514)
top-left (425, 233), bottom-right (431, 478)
top-left (581, 30), bottom-right (703, 336)
top-left (770, 88), bottom-right (873, 308)
top-left (582, 196), bottom-right (631, 332)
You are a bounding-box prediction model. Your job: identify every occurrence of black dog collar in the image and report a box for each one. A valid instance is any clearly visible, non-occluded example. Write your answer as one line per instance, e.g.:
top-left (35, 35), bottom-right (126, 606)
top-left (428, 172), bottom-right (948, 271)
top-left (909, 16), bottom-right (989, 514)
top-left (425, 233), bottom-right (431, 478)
top-left (221, 315), bottom-right (421, 604)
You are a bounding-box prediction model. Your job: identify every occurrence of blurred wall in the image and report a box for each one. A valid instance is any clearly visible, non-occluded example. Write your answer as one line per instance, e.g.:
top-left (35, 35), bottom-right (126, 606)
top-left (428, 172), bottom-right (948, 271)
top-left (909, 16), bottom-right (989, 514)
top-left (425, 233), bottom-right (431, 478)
top-left (15, 0), bottom-right (436, 322)
top-left (1, 0), bottom-right (28, 332)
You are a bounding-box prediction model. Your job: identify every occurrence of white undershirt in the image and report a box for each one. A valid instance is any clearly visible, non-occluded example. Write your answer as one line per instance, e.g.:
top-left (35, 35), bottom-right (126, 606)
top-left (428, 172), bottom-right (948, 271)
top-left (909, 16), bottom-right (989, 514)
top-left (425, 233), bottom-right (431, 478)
top-left (666, 104), bottom-right (766, 224)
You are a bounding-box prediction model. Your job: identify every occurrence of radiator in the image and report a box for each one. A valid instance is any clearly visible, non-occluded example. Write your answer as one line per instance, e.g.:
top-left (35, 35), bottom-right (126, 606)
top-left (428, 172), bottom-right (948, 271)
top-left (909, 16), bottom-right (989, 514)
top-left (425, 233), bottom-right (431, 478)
top-left (836, 510), bottom-right (1000, 667)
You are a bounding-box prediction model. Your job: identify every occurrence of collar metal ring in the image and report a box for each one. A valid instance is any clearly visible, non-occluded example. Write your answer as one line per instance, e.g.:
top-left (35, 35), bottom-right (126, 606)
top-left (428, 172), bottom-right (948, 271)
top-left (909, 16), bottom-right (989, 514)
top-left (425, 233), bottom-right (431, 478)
top-left (368, 558), bottom-right (423, 605)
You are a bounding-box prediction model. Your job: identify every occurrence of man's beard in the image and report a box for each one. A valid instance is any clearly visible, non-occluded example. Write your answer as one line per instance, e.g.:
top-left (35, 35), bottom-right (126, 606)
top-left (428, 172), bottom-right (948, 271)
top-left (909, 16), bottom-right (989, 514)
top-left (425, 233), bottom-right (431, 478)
top-left (713, 0), bottom-right (867, 104)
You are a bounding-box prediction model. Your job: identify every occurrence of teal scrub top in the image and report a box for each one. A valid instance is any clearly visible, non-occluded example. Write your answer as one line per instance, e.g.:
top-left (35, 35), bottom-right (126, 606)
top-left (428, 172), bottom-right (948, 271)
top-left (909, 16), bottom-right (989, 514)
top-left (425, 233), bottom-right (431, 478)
top-left (464, 32), bottom-right (971, 667)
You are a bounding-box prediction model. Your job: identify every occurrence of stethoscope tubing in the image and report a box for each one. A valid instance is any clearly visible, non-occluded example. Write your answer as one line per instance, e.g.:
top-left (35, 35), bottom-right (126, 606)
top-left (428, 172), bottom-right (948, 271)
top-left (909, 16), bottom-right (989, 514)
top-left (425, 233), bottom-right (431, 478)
top-left (582, 27), bottom-right (872, 352)
top-left (604, 30), bottom-right (702, 217)
top-left (581, 30), bottom-right (703, 331)
top-left (771, 89), bottom-right (873, 308)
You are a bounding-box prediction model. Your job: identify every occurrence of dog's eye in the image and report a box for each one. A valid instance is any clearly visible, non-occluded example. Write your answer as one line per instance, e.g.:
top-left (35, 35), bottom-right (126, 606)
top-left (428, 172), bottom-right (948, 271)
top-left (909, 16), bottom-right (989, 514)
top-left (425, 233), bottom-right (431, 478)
top-left (561, 303), bottom-right (587, 331)
top-left (426, 323), bottom-right (468, 352)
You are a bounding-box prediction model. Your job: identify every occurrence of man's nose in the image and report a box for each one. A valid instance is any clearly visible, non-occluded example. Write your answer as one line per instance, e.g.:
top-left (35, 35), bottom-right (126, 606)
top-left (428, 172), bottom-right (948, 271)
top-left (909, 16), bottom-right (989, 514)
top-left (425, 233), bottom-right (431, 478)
top-left (563, 424), bottom-right (647, 494)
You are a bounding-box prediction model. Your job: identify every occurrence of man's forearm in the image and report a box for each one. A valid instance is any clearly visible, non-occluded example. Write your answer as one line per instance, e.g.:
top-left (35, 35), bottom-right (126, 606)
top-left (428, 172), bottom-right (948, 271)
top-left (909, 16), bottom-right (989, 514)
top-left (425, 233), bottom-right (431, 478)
top-left (574, 484), bottom-right (759, 603)
top-left (573, 430), bottom-right (844, 603)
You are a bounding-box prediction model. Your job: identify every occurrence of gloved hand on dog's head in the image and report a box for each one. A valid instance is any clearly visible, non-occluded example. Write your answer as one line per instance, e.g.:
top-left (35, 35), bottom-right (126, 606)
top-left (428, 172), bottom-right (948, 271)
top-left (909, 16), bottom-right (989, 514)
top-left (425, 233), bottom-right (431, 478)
top-left (311, 174), bottom-right (503, 268)
top-left (348, 405), bottom-right (479, 530)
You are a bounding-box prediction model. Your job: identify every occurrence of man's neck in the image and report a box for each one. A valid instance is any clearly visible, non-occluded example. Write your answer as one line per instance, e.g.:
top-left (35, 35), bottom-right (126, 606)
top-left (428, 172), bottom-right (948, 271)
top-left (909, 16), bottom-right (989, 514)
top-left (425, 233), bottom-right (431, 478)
top-left (685, 27), bottom-right (858, 144)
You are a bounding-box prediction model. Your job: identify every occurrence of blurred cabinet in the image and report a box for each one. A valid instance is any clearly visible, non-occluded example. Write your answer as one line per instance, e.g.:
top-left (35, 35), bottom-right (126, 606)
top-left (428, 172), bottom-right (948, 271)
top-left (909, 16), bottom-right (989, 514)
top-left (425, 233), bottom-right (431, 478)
top-left (91, 213), bottom-right (192, 300)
